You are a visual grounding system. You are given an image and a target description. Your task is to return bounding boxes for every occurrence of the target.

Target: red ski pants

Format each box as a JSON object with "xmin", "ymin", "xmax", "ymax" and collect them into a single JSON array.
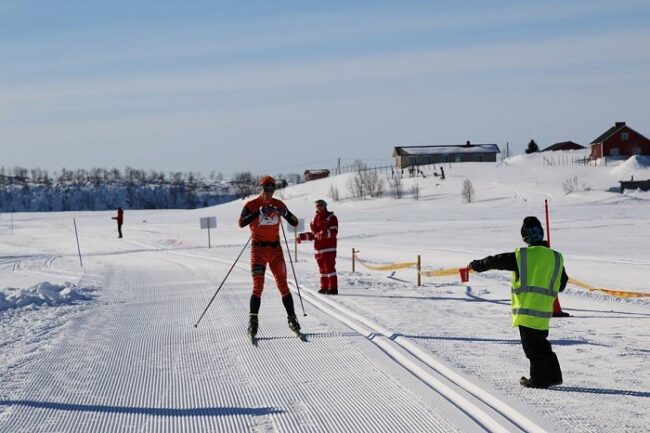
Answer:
[
  {"xmin": 251, "ymin": 246, "xmax": 290, "ymax": 298},
  {"xmin": 316, "ymin": 252, "xmax": 337, "ymax": 290}
]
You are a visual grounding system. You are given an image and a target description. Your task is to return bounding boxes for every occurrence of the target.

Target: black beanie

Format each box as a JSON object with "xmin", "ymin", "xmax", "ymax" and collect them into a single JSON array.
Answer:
[{"xmin": 521, "ymin": 216, "xmax": 544, "ymax": 244}]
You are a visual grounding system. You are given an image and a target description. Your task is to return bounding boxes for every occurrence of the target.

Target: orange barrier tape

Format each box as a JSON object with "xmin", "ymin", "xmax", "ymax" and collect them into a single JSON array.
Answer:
[
  {"xmin": 353, "ymin": 252, "xmax": 417, "ymax": 271},
  {"xmin": 568, "ymin": 277, "xmax": 650, "ymax": 299}
]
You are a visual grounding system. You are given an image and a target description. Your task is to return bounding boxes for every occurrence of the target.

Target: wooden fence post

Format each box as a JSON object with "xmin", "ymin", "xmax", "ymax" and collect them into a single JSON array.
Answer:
[
  {"xmin": 352, "ymin": 248, "xmax": 356, "ymax": 273},
  {"xmin": 417, "ymin": 255, "xmax": 421, "ymax": 286}
]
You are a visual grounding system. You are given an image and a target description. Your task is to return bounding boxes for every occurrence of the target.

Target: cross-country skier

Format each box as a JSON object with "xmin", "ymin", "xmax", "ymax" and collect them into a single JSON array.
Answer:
[
  {"xmin": 467, "ymin": 216, "xmax": 568, "ymax": 388},
  {"xmin": 238, "ymin": 176, "xmax": 301, "ymax": 339},
  {"xmin": 297, "ymin": 199, "xmax": 339, "ymax": 294}
]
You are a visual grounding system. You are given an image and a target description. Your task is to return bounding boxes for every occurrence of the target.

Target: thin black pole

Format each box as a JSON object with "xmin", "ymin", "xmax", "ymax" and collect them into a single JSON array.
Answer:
[
  {"xmin": 73, "ymin": 218, "xmax": 83, "ymax": 267},
  {"xmin": 281, "ymin": 222, "xmax": 307, "ymax": 316},
  {"xmin": 194, "ymin": 237, "xmax": 251, "ymax": 328}
]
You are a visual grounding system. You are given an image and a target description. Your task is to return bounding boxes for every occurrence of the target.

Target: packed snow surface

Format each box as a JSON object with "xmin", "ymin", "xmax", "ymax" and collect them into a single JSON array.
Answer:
[{"xmin": 1, "ymin": 153, "xmax": 648, "ymax": 432}]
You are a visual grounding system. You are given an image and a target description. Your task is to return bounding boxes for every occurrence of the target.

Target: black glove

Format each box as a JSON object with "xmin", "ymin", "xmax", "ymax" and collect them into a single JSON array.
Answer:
[
  {"xmin": 261, "ymin": 205, "xmax": 275, "ymax": 216},
  {"xmin": 468, "ymin": 260, "xmax": 480, "ymax": 271},
  {"xmin": 278, "ymin": 207, "xmax": 288, "ymax": 217}
]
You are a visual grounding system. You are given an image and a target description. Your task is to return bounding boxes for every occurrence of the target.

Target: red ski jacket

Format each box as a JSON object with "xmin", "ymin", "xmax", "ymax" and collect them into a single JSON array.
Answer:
[{"xmin": 299, "ymin": 210, "xmax": 338, "ymax": 254}]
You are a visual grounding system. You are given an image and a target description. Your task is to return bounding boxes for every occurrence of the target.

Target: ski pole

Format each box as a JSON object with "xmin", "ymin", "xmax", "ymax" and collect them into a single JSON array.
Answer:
[
  {"xmin": 194, "ymin": 236, "xmax": 251, "ymax": 328},
  {"xmin": 281, "ymin": 222, "xmax": 307, "ymax": 316}
]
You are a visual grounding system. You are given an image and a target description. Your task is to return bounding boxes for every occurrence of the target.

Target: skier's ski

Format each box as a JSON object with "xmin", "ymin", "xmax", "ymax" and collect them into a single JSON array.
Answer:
[
  {"xmin": 248, "ymin": 332, "xmax": 258, "ymax": 346},
  {"xmin": 294, "ymin": 331, "xmax": 308, "ymax": 342}
]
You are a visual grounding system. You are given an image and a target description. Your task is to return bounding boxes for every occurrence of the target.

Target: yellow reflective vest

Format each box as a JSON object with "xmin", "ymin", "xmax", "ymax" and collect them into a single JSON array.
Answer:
[{"xmin": 512, "ymin": 246, "xmax": 564, "ymax": 330}]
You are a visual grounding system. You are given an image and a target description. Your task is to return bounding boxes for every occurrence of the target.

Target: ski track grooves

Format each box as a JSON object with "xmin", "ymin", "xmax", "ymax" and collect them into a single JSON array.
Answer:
[
  {"xmin": 0, "ymin": 237, "xmax": 556, "ymax": 432},
  {"xmin": 138, "ymin": 241, "xmax": 554, "ymax": 432},
  {"xmin": 1, "ymin": 249, "xmax": 464, "ymax": 433},
  {"xmin": 297, "ymin": 289, "xmax": 548, "ymax": 433},
  {"xmin": 157, "ymin": 245, "xmax": 553, "ymax": 432}
]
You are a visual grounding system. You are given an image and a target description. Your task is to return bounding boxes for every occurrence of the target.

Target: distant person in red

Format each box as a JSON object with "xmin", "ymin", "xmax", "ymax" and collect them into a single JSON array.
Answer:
[
  {"xmin": 111, "ymin": 207, "xmax": 124, "ymax": 238},
  {"xmin": 297, "ymin": 199, "xmax": 339, "ymax": 294},
  {"xmin": 239, "ymin": 176, "xmax": 301, "ymax": 338}
]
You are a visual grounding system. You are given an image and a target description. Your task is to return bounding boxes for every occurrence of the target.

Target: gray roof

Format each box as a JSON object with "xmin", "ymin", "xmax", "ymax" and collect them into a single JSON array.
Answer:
[{"xmin": 394, "ymin": 144, "xmax": 500, "ymax": 156}]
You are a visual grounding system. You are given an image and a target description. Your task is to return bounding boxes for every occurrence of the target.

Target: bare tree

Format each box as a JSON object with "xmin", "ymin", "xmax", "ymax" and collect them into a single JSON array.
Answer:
[
  {"xmin": 347, "ymin": 160, "xmax": 384, "ymax": 200},
  {"xmin": 563, "ymin": 176, "xmax": 591, "ymax": 194},
  {"xmin": 462, "ymin": 178, "xmax": 475, "ymax": 203},
  {"xmin": 412, "ymin": 181, "xmax": 420, "ymax": 200},
  {"xmin": 232, "ymin": 171, "xmax": 256, "ymax": 199},
  {"xmin": 328, "ymin": 184, "xmax": 340, "ymax": 202},
  {"xmin": 389, "ymin": 173, "xmax": 403, "ymax": 199},
  {"xmin": 347, "ymin": 160, "xmax": 366, "ymax": 199},
  {"xmin": 363, "ymin": 168, "xmax": 384, "ymax": 198}
]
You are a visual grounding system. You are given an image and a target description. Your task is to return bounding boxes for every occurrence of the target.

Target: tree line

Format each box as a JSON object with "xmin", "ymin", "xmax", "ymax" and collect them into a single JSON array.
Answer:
[{"xmin": 0, "ymin": 166, "xmax": 236, "ymax": 212}]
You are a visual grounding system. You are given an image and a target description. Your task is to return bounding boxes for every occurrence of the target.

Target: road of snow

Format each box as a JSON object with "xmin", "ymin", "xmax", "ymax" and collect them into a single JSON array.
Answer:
[{"xmin": 0, "ymin": 241, "xmax": 517, "ymax": 432}]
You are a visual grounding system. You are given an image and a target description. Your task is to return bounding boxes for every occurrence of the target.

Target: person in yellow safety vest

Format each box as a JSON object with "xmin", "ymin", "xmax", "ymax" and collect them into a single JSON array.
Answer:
[{"xmin": 468, "ymin": 216, "xmax": 568, "ymax": 389}]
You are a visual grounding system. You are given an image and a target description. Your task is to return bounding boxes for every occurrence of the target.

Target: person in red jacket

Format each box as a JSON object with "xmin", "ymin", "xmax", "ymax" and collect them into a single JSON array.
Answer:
[
  {"xmin": 297, "ymin": 199, "xmax": 339, "ymax": 294},
  {"xmin": 111, "ymin": 207, "xmax": 124, "ymax": 238},
  {"xmin": 239, "ymin": 176, "xmax": 301, "ymax": 338}
]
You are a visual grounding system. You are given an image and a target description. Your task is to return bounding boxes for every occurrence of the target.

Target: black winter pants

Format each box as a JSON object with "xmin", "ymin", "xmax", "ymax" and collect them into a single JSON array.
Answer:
[{"xmin": 519, "ymin": 325, "xmax": 562, "ymax": 385}]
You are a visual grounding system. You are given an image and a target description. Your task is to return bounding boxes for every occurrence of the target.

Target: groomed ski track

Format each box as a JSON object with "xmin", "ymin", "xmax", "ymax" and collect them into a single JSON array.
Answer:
[{"xmin": 0, "ymin": 239, "xmax": 561, "ymax": 433}]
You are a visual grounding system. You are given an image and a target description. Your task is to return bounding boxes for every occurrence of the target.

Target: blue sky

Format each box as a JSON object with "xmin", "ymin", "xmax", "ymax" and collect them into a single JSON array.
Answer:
[{"xmin": 2, "ymin": 1, "xmax": 650, "ymax": 176}]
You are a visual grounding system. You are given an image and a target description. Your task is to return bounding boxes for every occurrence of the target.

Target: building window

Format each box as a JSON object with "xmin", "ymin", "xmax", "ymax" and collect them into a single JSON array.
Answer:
[
  {"xmin": 621, "ymin": 132, "xmax": 629, "ymax": 141},
  {"xmin": 632, "ymin": 147, "xmax": 641, "ymax": 155},
  {"xmin": 610, "ymin": 148, "xmax": 620, "ymax": 156},
  {"xmin": 408, "ymin": 157, "xmax": 417, "ymax": 167}
]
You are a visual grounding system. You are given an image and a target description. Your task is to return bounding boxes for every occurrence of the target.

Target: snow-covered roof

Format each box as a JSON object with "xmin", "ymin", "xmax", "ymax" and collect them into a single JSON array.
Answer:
[{"xmin": 394, "ymin": 144, "xmax": 500, "ymax": 156}]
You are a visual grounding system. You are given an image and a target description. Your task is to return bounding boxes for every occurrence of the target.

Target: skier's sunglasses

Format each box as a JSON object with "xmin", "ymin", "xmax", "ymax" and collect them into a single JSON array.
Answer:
[{"xmin": 262, "ymin": 183, "xmax": 276, "ymax": 192}]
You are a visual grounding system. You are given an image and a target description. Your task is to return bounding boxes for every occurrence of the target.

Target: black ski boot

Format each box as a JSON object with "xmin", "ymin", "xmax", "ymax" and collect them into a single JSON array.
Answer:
[
  {"xmin": 288, "ymin": 315, "xmax": 301, "ymax": 334},
  {"xmin": 247, "ymin": 314, "xmax": 259, "ymax": 342},
  {"xmin": 288, "ymin": 314, "xmax": 307, "ymax": 341}
]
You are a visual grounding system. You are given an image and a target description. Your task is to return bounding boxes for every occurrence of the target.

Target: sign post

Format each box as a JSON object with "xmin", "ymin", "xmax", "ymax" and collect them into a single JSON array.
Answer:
[{"xmin": 200, "ymin": 217, "xmax": 217, "ymax": 249}]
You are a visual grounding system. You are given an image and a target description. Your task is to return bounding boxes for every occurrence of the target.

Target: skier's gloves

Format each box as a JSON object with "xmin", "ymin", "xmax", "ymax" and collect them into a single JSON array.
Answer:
[
  {"xmin": 278, "ymin": 207, "xmax": 288, "ymax": 217},
  {"xmin": 261, "ymin": 205, "xmax": 276, "ymax": 215},
  {"xmin": 468, "ymin": 260, "xmax": 479, "ymax": 271}
]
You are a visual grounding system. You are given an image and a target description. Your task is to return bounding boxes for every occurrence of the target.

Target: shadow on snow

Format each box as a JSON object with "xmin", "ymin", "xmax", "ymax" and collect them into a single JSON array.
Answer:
[
  {"xmin": 551, "ymin": 387, "xmax": 650, "ymax": 398},
  {"xmin": 399, "ymin": 334, "xmax": 606, "ymax": 347},
  {"xmin": 0, "ymin": 400, "xmax": 282, "ymax": 417}
]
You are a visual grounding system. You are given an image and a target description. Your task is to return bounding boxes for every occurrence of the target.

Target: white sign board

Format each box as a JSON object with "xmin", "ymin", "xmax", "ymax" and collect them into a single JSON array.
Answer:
[
  {"xmin": 200, "ymin": 216, "xmax": 217, "ymax": 229},
  {"xmin": 286, "ymin": 218, "xmax": 305, "ymax": 233}
]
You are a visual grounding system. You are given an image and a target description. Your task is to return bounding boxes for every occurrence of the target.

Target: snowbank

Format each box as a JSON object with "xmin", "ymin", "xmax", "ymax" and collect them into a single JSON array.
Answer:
[
  {"xmin": 0, "ymin": 282, "xmax": 94, "ymax": 312},
  {"xmin": 609, "ymin": 155, "xmax": 650, "ymax": 177}
]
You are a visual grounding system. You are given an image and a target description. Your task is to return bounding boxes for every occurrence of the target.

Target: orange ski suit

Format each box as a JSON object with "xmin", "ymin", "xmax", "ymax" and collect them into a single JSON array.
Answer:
[{"xmin": 239, "ymin": 196, "xmax": 298, "ymax": 298}]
